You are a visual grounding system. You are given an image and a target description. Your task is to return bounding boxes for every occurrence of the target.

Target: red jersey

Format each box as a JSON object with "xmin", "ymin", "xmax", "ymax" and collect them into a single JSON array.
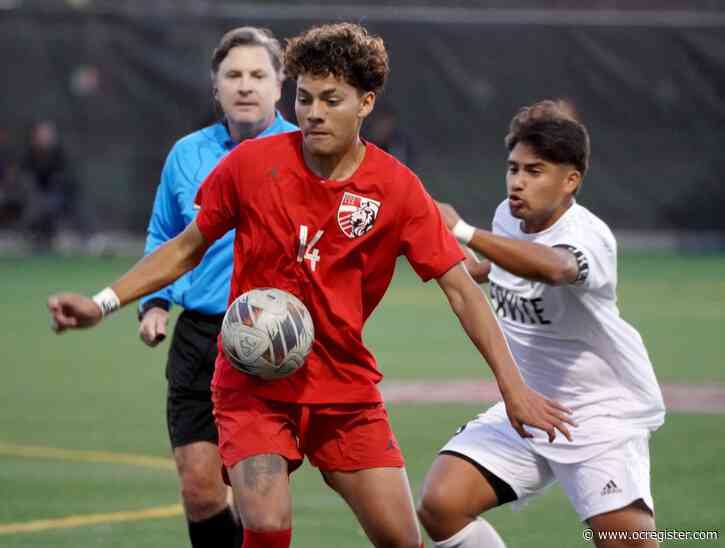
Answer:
[{"xmin": 195, "ymin": 131, "xmax": 463, "ymax": 403}]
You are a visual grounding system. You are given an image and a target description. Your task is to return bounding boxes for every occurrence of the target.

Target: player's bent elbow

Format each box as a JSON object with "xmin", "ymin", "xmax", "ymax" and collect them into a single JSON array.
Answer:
[
  {"xmin": 543, "ymin": 269, "xmax": 567, "ymax": 286},
  {"xmin": 469, "ymin": 264, "xmax": 491, "ymax": 284},
  {"xmin": 543, "ymin": 248, "xmax": 581, "ymax": 286},
  {"xmin": 544, "ymin": 264, "xmax": 577, "ymax": 286}
]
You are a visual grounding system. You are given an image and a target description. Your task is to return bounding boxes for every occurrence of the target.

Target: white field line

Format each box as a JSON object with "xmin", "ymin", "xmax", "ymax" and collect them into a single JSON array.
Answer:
[{"xmin": 381, "ymin": 380, "xmax": 725, "ymax": 414}]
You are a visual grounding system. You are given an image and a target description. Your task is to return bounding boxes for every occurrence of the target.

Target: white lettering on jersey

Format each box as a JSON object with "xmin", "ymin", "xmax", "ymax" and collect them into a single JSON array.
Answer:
[{"xmin": 297, "ymin": 224, "xmax": 325, "ymax": 271}]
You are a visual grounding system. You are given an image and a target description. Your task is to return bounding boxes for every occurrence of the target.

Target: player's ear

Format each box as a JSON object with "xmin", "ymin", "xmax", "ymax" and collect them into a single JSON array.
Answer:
[
  {"xmin": 358, "ymin": 91, "xmax": 376, "ymax": 120},
  {"xmin": 564, "ymin": 169, "xmax": 581, "ymax": 195},
  {"xmin": 272, "ymin": 78, "xmax": 282, "ymax": 104},
  {"xmin": 210, "ymin": 71, "xmax": 218, "ymax": 99}
]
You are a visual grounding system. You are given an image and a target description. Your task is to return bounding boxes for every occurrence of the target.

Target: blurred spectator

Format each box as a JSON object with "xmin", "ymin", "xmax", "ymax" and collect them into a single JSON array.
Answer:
[
  {"xmin": 20, "ymin": 120, "xmax": 79, "ymax": 249},
  {"xmin": 0, "ymin": 127, "xmax": 26, "ymax": 227},
  {"xmin": 365, "ymin": 104, "xmax": 415, "ymax": 168}
]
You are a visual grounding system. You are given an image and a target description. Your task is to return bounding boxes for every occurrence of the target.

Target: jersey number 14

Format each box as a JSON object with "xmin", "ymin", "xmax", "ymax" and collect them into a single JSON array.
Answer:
[{"xmin": 297, "ymin": 225, "xmax": 324, "ymax": 271}]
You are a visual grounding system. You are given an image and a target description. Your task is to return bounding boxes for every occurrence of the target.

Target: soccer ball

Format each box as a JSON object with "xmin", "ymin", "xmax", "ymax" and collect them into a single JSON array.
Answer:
[{"xmin": 221, "ymin": 288, "xmax": 314, "ymax": 380}]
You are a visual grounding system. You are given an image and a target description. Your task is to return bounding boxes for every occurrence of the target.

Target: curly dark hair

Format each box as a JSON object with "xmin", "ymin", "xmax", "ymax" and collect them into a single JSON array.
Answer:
[
  {"xmin": 284, "ymin": 23, "xmax": 389, "ymax": 94},
  {"xmin": 505, "ymin": 100, "xmax": 590, "ymax": 176}
]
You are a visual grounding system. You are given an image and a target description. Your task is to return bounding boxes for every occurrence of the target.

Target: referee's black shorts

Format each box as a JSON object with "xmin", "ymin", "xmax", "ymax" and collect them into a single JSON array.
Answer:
[{"xmin": 166, "ymin": 309, "xmax": 224, "ymax": 449}]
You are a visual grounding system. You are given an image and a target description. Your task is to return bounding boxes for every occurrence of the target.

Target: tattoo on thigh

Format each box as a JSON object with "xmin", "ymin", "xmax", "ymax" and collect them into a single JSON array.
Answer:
[{"xmin": 242, "ymin": 454, "xmax": 284, "ymax": 495}]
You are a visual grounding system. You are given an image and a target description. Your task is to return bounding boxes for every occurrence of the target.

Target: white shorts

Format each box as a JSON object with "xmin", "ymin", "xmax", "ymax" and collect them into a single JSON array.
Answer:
[{"xmin": 440, "ymin": 407, "xmax": 654, "ymax": 522}]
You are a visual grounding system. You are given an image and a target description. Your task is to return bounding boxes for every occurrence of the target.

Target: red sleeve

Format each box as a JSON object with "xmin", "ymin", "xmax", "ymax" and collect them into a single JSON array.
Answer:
[
  {"xmin": 194, "ymin": 159, "xmax": 240, "ymax": 242},
  {"xmin": 399, "ymin": 173, "xmax": 464, "ymax": 281}
]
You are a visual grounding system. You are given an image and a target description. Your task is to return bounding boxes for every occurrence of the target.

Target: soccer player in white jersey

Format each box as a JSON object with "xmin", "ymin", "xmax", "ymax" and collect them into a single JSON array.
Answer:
[{"xmin": 417, "ymin": 100, "xmax": 666, "ymax": 548}]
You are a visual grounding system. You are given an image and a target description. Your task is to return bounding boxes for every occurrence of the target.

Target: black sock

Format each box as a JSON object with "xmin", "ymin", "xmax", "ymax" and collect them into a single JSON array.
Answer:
[{"xmin": 187, "ymin": 506, "xmax": 243, "ymax": 548}]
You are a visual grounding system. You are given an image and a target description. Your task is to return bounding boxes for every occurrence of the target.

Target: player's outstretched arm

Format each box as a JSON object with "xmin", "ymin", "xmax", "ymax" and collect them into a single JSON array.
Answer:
[
  {"xmin": 438, "ymin": 202, "xmax": 578, "ymax": 285},
  {"xmin": 437, "ymin": 263, "xmax": 576, "ymax": 442},
  {"xmin": 48, "ymin": 221, "xmax": 211, "ymax": 334}
]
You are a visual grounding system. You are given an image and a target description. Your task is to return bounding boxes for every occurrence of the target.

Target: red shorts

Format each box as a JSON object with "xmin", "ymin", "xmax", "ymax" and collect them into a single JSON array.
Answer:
[{"xmin": 212, "ymin": 386, "xmax": 405, "ymax": 473}]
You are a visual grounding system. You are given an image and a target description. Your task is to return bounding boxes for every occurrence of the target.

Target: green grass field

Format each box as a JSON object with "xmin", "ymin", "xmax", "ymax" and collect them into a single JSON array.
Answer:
[{"xmin": 1, "ymin": 254, "xmax": 723, "ymax": 547}]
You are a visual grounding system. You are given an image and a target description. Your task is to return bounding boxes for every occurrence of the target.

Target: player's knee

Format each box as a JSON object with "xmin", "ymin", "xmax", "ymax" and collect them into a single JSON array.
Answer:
[
  {"xmin": 417, "ymin": 480, "xmax": 453, "ymax": 519},
  {"xmin": 416, "ymin": 497, "xmax": 434, "ymax": 532},
  {"xmin": 179, "ymin": 469, "xmax": 226, "ymax": 520},
  {"xmin": 417, "ymin": 487, "xmax": 450, "ymax": 535},
  {"xmin": 418, "ymin": 483, "xmax": 476, "ymax": 542},
  {"xmin": 241, "ymin": 507, "xmax": 292, "ymax": 532}
]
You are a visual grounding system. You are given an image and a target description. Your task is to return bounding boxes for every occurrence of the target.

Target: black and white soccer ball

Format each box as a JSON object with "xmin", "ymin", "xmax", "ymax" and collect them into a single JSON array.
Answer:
[{"xmin": 221, "ymin": 288, "xmax": 314, "ymax": 380}]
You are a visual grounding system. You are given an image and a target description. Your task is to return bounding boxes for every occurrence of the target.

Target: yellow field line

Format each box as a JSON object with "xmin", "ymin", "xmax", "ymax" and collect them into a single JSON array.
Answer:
[
  {"xmin": 0, "ymin": 442, "xmax": 181, "ymax": 535},
  {"xmin": 0, "ymin": 504, "xmax": 183, "ymax": 535},
  {"xmin": 0, "ymin": 442, "xmax": 175, "ymax": 471}
]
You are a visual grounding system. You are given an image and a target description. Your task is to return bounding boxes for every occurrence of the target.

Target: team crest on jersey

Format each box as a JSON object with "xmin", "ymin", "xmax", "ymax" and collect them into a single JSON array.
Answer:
[{"xmin": 337, "ymin": 192, "xmax": 381, "ymax": 239}]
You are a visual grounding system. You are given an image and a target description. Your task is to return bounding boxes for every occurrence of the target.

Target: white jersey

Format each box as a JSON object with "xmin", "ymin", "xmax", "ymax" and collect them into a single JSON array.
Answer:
[{"xmin": 487, "ymin": 199, "xmax": 665, "ymax": 462}]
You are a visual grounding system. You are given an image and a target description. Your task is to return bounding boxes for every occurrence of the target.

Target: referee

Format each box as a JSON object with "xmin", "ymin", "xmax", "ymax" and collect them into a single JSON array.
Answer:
[{"xmin": 137, "ymin": 27, "xmax": 296, "ymax": 548}]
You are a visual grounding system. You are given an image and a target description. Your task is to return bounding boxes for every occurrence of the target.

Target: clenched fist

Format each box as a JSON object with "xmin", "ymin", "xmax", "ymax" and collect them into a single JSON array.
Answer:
[
  {"xmin": 48, "ymin": 293, "xmax": 103, "ymax": 333},
  {"xmin": 138, "ymin": 307, "xmax": 169, "ymax": 347}
]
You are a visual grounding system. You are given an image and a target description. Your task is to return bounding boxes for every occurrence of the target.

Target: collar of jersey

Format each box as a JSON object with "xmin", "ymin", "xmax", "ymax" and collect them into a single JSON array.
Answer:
[
  {"xmin": 214, "ymin": 111, "xmax": 290, "ymax": 150},
  {"xmin": 294, "ymin": 133, "xmax": 373, "ymax": 185},
  {"xmin": 516, "ymin": 199, "xmax": 579, "ymax": 239}
]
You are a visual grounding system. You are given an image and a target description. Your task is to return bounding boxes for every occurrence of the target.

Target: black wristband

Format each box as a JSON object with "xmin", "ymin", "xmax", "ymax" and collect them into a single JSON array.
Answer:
[{"xmin": 138, "ymin": 298, "xmax": 171, "ymax": 321}]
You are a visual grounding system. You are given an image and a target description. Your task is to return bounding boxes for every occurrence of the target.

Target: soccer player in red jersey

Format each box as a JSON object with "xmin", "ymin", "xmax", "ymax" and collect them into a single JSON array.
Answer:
[{"xmin": 48, "ymin": 23, "xmax": 574, "ymax": 548}]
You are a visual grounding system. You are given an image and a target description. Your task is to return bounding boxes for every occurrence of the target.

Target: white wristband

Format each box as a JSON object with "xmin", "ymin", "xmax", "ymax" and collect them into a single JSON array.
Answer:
[
  {"xmin": 452, "ymin": 219, "xmax": 476, "ymax": 245},
  {"xmin": 92, "ymin": 287, "xmax": 121, "ymax": 317}
]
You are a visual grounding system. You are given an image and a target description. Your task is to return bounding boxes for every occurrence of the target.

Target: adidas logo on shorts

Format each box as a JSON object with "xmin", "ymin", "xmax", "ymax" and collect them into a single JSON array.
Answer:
[{"xmin": 600, "ymin": 480, "xmax": 623, "ymax": 496}]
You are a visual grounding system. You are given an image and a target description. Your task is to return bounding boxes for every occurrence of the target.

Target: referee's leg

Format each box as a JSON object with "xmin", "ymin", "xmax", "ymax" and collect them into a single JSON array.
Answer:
[
  {"xmin": 173, "ymin": 440, "xmax": 241, "ymax": 547},
  {"xmin": 167, "ymin": 311, "xmax": 242, "ymax": 548}
]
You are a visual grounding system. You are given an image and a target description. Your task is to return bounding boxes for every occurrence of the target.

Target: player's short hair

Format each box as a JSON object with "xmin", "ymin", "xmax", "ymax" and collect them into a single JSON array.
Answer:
[
  {"xmin": 505, "ymin": 100, "xmax": 590, "ymax": 176},
  {"xmin": 284, "ymin": 23, "xmax": 389, "ymax": 94},
  {"xmin": 211, "ymin": 27, "xmax": 284, "ymax": 77}
]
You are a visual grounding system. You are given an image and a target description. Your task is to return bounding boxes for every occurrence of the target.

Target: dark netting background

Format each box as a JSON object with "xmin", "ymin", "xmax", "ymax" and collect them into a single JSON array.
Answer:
[{"xmin": 2, "ymin": 1, "xmax": 724, "ymax": 232}]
